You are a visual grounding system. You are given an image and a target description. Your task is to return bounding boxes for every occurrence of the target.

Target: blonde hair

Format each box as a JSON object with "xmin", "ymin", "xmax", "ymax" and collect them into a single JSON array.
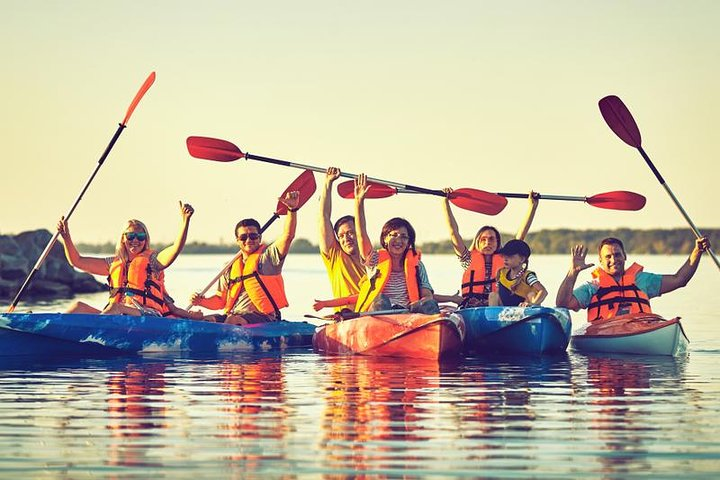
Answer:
[{"xmin": 115, "ymin": 219, "xmax": 150, "ymax": 264}]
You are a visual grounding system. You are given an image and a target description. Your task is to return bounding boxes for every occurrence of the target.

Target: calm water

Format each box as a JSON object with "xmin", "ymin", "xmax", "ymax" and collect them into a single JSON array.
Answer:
[{"xmin": 1, "ymin": 254, "xmax": 719, "ymax": 478}]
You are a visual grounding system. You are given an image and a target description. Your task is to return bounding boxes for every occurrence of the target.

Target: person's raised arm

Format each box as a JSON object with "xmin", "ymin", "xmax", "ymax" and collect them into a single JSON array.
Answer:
[
  {"xmin": 57, "ymin": 217, "xmax": 110, "ymax": 276},
  {"xmin": 157, "ymin": 201, "xmax": 194, "ymax": 268},
  {"xmin": 441, "ymin": 188, "xmax": 468, "ymax": 257},
  {"xmin": 658, "ymin": 236, "xmax": 710, "ymax": 295},
  {"xmin": 556, "ymin": 244, "xmax": 593, "ymax": 311},
  {"xmin": 516, "ymin": 191, "xmax": 540, "ymax": 240},
  {"xmin": 354, "ymin": 174, "xmax": 373, "ymax": 261},
  {"xmin": 318, "ymin": 167, "xmax": 341, "ymax": 256},
  {"xmin": 274, "ymin": 191, "xmax": 300, "ymax": 258}
]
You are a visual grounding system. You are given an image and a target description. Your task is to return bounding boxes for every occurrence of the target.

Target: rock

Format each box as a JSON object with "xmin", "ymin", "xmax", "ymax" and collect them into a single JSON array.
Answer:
[{"xmin": 0, "ymin": 229, "xmax": 106, "ymax": 302}]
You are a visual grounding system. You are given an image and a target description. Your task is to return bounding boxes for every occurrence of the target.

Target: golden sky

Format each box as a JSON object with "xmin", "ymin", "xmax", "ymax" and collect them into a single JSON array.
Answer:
[{"xmin": 2, "ymin": 1, "xmax": 718, "ymax": 245}]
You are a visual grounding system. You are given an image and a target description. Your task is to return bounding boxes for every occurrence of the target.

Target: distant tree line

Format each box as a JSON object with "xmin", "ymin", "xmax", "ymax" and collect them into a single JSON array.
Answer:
[{"xmin": 77, "ymin": 228, "xmax": 719, "ymax": 255}]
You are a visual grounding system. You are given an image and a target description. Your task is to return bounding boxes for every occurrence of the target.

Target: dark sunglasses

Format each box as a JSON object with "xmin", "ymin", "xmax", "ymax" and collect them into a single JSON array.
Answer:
[
  {"xmin": 124, "ymin": 232, "xmax": 147, "ymax": 241},
  {"xmin": 237, "ymin": 233, "xmax": 260, "ymax": 242}
]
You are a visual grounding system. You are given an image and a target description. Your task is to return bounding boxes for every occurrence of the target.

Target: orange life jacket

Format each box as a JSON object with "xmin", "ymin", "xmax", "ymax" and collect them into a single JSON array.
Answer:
[
  {"xmin": 587, "ymin": 262, "xmax": 652, "ymax": 321},
  {"xmin": 224, "ymin": 244, "xmax": 289, "ymax": 318},
  {"xmin": 461, "ymin": 251, "xmax": 504, "ymax": 306},
  {"xmin": 355, "ymin": 249, "xmax": 421, "ymax": 312},
  {"xmin": 107, "ymin": 250, "xmax": 168, "ymax": 313}
]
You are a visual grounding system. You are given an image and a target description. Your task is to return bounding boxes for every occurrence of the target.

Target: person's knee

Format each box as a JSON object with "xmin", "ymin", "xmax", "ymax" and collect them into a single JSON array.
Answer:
[
  {"xmin": 488, "ymin": 292, "xmax": 501, "ymax": 306},
  {"xmin": 409, "ymin": 298, "xmax": 440, "ymax": 314}
]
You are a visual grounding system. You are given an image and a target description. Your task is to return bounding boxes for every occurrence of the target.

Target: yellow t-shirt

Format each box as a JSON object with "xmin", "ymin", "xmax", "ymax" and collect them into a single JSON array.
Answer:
[{"xmin": 320, "ymin": 243, "xmax": 365, "ymax": 300}]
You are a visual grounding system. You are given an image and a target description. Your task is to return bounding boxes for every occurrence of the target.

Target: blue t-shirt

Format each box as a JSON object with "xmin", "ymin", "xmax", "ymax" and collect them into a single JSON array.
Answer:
[{"xmin": 573, "ymin": 271, "xmax": 663, "ymax": 308}]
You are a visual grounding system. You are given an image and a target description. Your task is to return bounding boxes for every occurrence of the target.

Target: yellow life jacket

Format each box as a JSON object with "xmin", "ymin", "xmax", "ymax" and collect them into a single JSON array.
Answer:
[
  {"xmin": 496, "ymin": 267, "xmax": 536, "ymax": 306},
  {"xmin": 224, "ymin": 244, "xmax": 289, "ymax": 317},
  {"xmin": 355, "ymin": 249, "xmax": 421, "ymax": 312},
  {"xmin": 107, "ymin": 250, "xmax": 168, "ymax": 313},
  {"xmin": 461, "ymin": 251, "xmax": 504, "ymax": 306},
  {"xmin": 587, "ymin": 262, "xmax": 652, "ymax": 321}
]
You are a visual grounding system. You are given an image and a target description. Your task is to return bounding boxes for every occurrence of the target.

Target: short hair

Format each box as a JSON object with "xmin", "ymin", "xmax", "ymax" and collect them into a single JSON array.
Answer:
[
  {"xmin": 333, "ymin": 215, "xmax": 354, "ymax": 236},
  {"xmin": 471, "ymin": 226, "xmax": 502, "ymax": 252},
  {"xmin": 598, "ymin": 237, "xmax": 626, "ymax": 257},
  {"xmin": 235, "ymin": 218, "xmax": 261, "ymax": 237},
  {"xmin": 380, "ymin": 217, "xmax": 417, "ymax": 255}
]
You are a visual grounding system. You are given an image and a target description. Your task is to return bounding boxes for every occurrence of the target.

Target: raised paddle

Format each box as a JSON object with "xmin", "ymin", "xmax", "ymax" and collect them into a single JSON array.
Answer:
[
  {"xmin": 7, "ymin": 72, "xmax": 157, "ymax": 313},
  {"xmin": 185, "ymin": 169, "xmax": 317, "ymax": 309},
  {"xmin": 336, "ymin": 180, "xmax": 647, "ymax": 211},
  {"xmin": 599, "ymin": 95, "xmax": 720, "ymax": 270},
  {"xmin": 186, "ymin": 136, "xmax": 508, "ymax": 216}
]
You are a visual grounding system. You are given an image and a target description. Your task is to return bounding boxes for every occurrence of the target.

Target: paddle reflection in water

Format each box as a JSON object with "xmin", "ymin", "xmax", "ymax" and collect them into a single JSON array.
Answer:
[{"xmin": 106, "ymin": 362, "xmax": 168, "ymax": 468}]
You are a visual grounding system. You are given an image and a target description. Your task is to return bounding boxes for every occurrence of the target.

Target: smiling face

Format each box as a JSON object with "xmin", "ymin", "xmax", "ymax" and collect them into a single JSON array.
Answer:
[
  {"xmin": 122, "ymin": 225, "xmax": 148, "ymax": 257},
  {"xmin": 236, "ymin": 225, "xmax": 262, "ymax": 256},
  {"xmin": 599, "ymin": 244, "xmax": 626, "ymax": 278},
  {"xmin": 384, "ymin": 226, "xmax": 410, "ymax": 258},
  {"xmin": 336, "ymin": 220, "xmax": 357, "ymax": 256}
]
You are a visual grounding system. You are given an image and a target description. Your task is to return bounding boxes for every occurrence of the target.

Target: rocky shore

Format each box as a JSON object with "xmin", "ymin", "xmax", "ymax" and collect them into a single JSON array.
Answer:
[{"xmin": 0, "ymin": 229, "xmax": 106, "ymax": 302}]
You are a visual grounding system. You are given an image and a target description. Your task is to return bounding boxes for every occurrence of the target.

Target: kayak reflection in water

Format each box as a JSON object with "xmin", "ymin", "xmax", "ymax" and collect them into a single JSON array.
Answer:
[{"xmin": 57, "ymin": 201, "xmax": 198, "ymax": 318}]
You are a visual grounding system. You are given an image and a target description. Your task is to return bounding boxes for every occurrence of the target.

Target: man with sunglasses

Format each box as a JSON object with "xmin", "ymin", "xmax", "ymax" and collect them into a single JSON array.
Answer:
[
  {"xmin": 190, "ymin": 191, "xmax": 300, "ymax": 325},
  {"xmin": 315, "ymin": 167, "xmax": 365, "ymax": 312}
]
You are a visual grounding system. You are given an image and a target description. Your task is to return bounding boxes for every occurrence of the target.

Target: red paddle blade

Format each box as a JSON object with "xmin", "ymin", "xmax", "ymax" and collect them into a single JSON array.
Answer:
[
  {"xmin": 275, "ymin": 170, "xmax": 317, "ymax": 215},
  {"xmin": 449, "ymin": 188, "xmax": 507, "ymax": 215},
  {"xmin": 186, "ymin": 136, "xmax": 245, "ymax": 162},
  {"xmin": 599, "ymin": 95, "xmax": 642, "ymax": 148},
  {"xmin": 122, "ymin": 71, "xmax": 156, "ymax": 126},
  {"xmin": 586, "ymin": 190, "xmax": 646, "ymax": 211},
  {"xmin": 336, "ymin": 180, "xmax": 398, "ymax": 199}
]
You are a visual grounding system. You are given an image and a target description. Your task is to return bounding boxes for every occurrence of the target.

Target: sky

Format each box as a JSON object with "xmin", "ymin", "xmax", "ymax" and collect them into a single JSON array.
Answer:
[{"xmin": 2, "ymin": 1, "xmax": 718, "ymax": 246}]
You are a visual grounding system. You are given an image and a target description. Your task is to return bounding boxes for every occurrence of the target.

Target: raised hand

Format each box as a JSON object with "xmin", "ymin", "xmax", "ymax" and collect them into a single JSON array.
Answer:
[
  {"xmin": 325, "ymin": 166, "xmax": 341, "ymax": 185},
  {"xmin": 354, "ymin": 173, "xmax": 370, "ymax": 202},
  {"xmin": 57, "ymin": 216, "xmax": 71, "ymax": 239},
  {"xmin": 179, "ymin": 201, "xmax": 195, "ymax": 221},
  {"xmin": 279, "ymin": 190, "xmax": 300, "ymax": 210},
  {"xmin": 570, "ymin": 244, "xmax": 594, "ymax": 274}
]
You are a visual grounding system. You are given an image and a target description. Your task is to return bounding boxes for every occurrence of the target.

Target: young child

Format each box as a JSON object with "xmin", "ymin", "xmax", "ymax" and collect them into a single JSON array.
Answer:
[{"xmin": 489, "ymin": 239, "xmax": 547, "ymax": 307}]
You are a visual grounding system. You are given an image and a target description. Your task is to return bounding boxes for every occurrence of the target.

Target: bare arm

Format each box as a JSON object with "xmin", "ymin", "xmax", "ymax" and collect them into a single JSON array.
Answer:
[
  {"xmin": 318, "ymin": 167, "xmax": 341, "ymax": 256},
  {"xmin": 273, "ymin": 191, "xmax": 300, "ymax": 258},
  {"xmin": 516, "ymin": 191, "xmax": 540, "ymax": 240},
  {"xmin": 313, "ymin": 295, "xmax": 358, "ymax": 311},
  {"xmin": 354, "ymin": 174, "xmax": 373, "ymax": 261},
  {"xmin": 524, "ymin": 282, "xmax": 547, "ymax": 306},
  {"xmin": 555, "ymin": 244, "xmax": 594, "ymax": 311},
  {"xmin": 157, "ymin": 202, "xmax": 194, "ymax": 268},
  {"xmin": 57, "ymin": 217, "xmax": 109, "ymax": 276},
  {"xmin": 659, "ymin": 237, "xmax": 710, "ymax": 295},
  {"xmin": 190, "ymin": 291, "xmax": 226, "ymax": 310},
  {"xmin": 441, "ymin": 188, "xmax": 468, "ymax": 256}
]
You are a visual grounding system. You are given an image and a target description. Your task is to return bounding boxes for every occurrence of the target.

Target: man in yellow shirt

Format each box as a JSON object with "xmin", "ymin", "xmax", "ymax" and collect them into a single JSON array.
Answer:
[{"xmin": 316, "ymin": 167, "xmax": 365, "ymax": 311}]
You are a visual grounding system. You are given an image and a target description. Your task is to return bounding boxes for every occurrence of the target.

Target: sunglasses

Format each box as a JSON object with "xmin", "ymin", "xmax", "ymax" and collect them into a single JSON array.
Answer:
[
  {"xmin": 124, "ymin": 232, "xmax": 147, "ymax": 242},
  {"xmin": 237, "ymin": 233, "xmax": 261, "ymax": 242}
]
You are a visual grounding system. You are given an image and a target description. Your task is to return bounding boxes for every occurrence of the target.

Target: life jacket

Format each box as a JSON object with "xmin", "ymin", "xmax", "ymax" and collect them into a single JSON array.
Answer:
[
  {"xmin": 224, "ymin": 244, "xmax": 288, "ymax": 318},
  {"xmin": 496, "ymin": 267, "xmax": 536, "ymax": 307},
  {"xmin": 587, "ymin": 262, "xmax": 652, "ymax": 321},
  {"xmin": 107, "ymin": 250, "xmax": 168, "ymax": 314},
  {"xmin": 355, "ymin": 249, "xmax": 421, "ymax": 312},
  {"xmin": 460, "ymin": 251, "xmax": 504, "ymax": 306}
]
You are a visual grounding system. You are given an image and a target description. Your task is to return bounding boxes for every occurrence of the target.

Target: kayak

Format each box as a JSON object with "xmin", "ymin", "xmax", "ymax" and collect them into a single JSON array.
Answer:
[
  {"xmin": 312, "ymin": 312, "xmax": 465, "ymax": 360},
  {"xmin": 0, "ymin": 312, "xmax": 316, "ymax": 357},
  {"xmin": 571, "ymin": 313, "xmax": 689, "ymax": 356},
  {"xmin": 457, "ymin": 306, "xmax": 572, "ymax": 355}
]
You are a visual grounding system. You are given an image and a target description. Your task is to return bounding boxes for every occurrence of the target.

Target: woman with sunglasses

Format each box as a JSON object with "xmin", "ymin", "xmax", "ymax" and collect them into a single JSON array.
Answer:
[
  {"xmin": 56, "ymin": 201, "xmax": 195, "ymax": 316},
  {"xmin": 352, "ymin": 174, "xmax": 439, "ymax": 314}
]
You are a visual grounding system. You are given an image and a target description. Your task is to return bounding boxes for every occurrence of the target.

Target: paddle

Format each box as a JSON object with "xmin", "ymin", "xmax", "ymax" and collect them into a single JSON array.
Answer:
[
  {"xmin": 186, "ymin": 136, "xmax": 507, "ymax": 216},
  {"xmin": 185, "ymin": 169, "xmax": 317, "ymax": 309},
  {"xmin": 336, "ymin": 180, "xmax": 647, "ymax": 211},
  {"xmin": 599, "ymin": 95, "xmax": 720, "ymax": 269},
  {"xmin": 6, "ymin": 72, "xmax": 157, "ymax": 313}
]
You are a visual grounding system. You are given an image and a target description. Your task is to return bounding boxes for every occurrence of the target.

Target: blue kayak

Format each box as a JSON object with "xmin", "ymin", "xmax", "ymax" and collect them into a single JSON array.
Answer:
[
  {"xmin": 457, "ymin": 306, "xmax": 572, "ymax": 355},
  {"xmin": 0, "ymin": 312, "xmax": 316, "ymax": 357}
]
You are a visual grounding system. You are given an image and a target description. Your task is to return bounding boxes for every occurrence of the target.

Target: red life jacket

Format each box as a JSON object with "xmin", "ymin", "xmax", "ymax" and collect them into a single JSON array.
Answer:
[
  {"xmin": 587, "ymin": 262, "xmax": 652, "ymax": 321},
  {"xmin": 355, "ymin": 249, "xmax": 421, "ymax": 312},
  {"xmin": 460, "ymin": 251, "xmax": 504, "ymax": 306}
]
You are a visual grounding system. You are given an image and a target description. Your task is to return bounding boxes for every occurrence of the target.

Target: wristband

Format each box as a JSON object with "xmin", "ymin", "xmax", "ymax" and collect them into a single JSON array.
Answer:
[{"xmin": 288, "ymin": 207, "xmax": 299, "ymax": 212}]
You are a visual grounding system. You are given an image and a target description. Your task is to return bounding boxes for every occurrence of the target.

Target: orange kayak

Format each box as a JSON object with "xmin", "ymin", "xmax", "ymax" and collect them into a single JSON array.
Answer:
[{"xmin": 312, "ymin": 312, "xmax": 465, "ymax": 360}]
